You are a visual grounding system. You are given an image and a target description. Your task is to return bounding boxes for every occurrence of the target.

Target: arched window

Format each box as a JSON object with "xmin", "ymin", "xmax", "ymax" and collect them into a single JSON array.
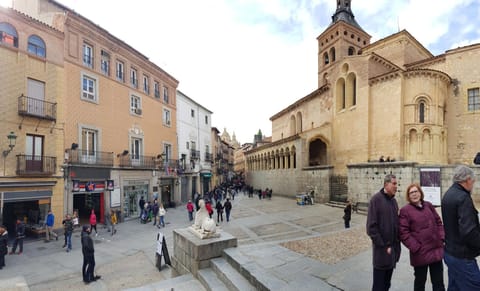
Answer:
[
  {"xmin": 330, "ymin": 47, "xmax": 336, "ymax": 62},
  {"xmin": 28, "ymin": 35, "xmax": 46, "ymax": 57},
  {"xmin": 0, "ymin": 22, "xmax": 18, "ymax": 47},
  {"xmin": 346, "ymin": 73, "xmax": 356, "ymax": 107},
  {"xmin": 336, "ymin": 78, "xmax": 346, "ymax": 111},
  {"xmin": 419, "ymin": 102, "xmax": 425, "ymax": 123},
  {"xmin": 324, "ymin": 52, "xmax": 329, "ymax": 65},
  {"xmin": 348, "ymin": 46, "xmax": 355, "ymax": 56}
]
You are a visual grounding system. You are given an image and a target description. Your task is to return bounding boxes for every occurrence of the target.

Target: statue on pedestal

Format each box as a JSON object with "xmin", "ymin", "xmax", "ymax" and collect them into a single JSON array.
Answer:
[{"xmin": 189, "ymin": 199, "xmax": 220, "ymax": 239}]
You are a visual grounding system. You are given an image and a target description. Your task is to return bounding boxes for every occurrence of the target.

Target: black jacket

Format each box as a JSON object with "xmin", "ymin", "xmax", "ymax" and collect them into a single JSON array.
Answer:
[
  {"xmin": 442, "ymin": 182, "xmax": 480, "ymax": 259},
  {"xmin": 81, "ymin": 231, "xmax": 95, "ymax": 257}
]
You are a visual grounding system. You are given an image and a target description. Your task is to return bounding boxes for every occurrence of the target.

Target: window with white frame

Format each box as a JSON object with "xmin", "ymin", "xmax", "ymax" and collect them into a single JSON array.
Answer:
[
  {"xmin": 131, "ymin": 137, "xmax": 143, "ymax": 160},
  {"xmin": 163, "ymin": 86, "xmax": 169, "ymax": 103},
  {"xmin": 186, "ymin": 142, "xmax": 189, "ymax": 149},
  {"xmin": 28, "ymin": 35, "xmax": 46, "ymax": 57},
  {"xmin": 82, "ymin": 74, "xmax": 97, "ymax": 102},
  {"xmin": 154, "ymin": 81, "xmax": 160, "ymax": 98},
  {"xmin": 143, "ymin": 75, "xmax": 150, "ymax": 94},
  {"xmin": 468, "ymin": 88, "xmax": 480, "ymax": 111},
  {"xmin": 191, "ymin": 109, "xmax": 195, "ymax": 118},
  {"xmin": 116, "ymin": 60, "xmax": 124, "ymax": 82},
  {"xmin": 83, "ymin": 43, "xmax": 93, "ymax": 68},
  {"xmin": 130, "ymin": 95, "xmax": 142, "ymax": 115},
  {"xmin": 163, "ymin": 143, "xmax": 172, "ymax": 160},
  {"xmin": 130, "ymin": 68, "xmax": 138, "ymax": 88},
  {"xmin": 81, "ymin": 127, "xmax": 97, "ymax": 163},
  {"xmin": 0, "ymin": 22, "xmax": 18, "ymax": 47},
  {"xmin": 100, "ymin": 50, "xmax": 110, "ymax": 76},
  {"xmin": 163, "ymin": 108, "xmax": 171, "ymax": 126}
]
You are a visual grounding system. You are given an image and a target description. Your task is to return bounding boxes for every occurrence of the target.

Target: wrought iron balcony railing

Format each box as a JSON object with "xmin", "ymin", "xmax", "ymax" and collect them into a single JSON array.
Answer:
[
  {"xmin": 119, "ymin": 154, "xmax": 156, "ymax": 168},
  {"xmin": 190, "ymin": 149, "xmax": 200, "ymax": 160},
  {"xmin": 205, "ymin": 152, "xmax": 213, "ymax": 162},
  {"xmin": 16, "ymin": 154, "xmax": 56, "ymax": 176},
  {"xmin": 66, "ymin": 149, "xmax": 114, "ymax": 167},
  {"xmin": 18, "ymin": 95, "xmax": 57, "ymax": 121}
]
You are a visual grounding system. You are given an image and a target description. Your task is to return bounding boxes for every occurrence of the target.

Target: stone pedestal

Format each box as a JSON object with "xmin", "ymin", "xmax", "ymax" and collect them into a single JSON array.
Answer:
[{"xmin": 172, "ymin": 228, "xmax": 237, "ymax": 276}]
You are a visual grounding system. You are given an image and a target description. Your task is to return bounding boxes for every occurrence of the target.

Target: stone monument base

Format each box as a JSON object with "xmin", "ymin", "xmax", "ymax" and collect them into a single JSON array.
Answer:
[
  {"xmin": 172, "ymin": 228, "xmax": 237, "ymax": 276},
  {"xmin": 187, "ymin": 225, "xmax": 221, "ymax": 239}
]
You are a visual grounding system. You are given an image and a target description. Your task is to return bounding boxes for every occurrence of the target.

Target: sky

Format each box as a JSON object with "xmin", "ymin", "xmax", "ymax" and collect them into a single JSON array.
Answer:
[{"xmin": 17, "ymin": 0, "xmax": 480, "ymax": 144}]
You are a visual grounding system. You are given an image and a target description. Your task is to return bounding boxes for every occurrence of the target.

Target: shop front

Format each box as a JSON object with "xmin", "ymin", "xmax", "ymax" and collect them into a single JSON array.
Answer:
[
  {"xmin": 122, "ymin": 181, "xmax": 149, "ymax": 219},
  {"xmin": 71, "ymin": 180, "xmax": 106, "ymax": 224},
  {"xmin": 159, "ymin": 178, "xmax": 175, "ymax": 207}
]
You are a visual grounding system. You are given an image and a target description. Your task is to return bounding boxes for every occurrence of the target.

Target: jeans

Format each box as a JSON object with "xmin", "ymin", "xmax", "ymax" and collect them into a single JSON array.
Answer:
[
  {"xmin": 413, "ymin": 260, "xmax": 445, "ymax": 291},
  {"xmin": 372, "ymin": 267, "xmax": 394, "ymax": 291},
  {"xmin": 226, "ymin": 210, "xmax": 231, "ymax": 222},
  {"xmin": 159, "ymin": 216, "xmax": 165, "ymax": 227},
  {"xmin": 188, "ymin": 211, "xmax": 193, "ymax": 221},
  {"xmin": 444, "ymin": 252, "xmax": 480, "ymax": 291},
  {"xmin": 12, "ymin": 237, "xmax": 24, "ymax": 253},
  {"xmin": 66, "ymin": 232, "xmax": 72, "ymax": 250}
]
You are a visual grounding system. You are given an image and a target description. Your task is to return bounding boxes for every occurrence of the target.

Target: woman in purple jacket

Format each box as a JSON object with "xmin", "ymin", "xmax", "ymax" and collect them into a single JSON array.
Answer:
[{"xmin": 399, "ymin": 183, "xmax": 445, "ymax": 291}]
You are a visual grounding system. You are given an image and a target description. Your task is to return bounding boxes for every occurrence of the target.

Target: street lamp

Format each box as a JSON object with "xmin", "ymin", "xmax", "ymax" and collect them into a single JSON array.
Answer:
[{"xmin": 2, "ymin": 131, "xmax": 17, "ymax": 157}]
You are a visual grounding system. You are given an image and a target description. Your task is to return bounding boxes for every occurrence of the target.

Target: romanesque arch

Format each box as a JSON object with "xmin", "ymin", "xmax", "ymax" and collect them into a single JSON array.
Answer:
[
  {"xmin": 296, "ymin": 112, "xmax": 303, "ymax": 133},
  {"xmin": 336, "ymin": 78, "xmax": 346, "ymax": 111},
  {"xmin": 330, "ymin": 47, "xmax": 336, "ymax": 62},
  {"xmin": 309, "ymin": 138, "xmax": 327, "ymax": 166},
  {"xmin": 290, "ymin": 115, "xmax": 296, "ymax": 136},
  {"xmin": 346, "ymin": 72, "xmax": 356, "ymax": 107}
]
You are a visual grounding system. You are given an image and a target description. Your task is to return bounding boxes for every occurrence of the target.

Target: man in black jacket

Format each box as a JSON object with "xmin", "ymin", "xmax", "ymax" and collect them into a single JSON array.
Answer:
[
  {"xmin": 81, "ymin": 225, "xmax": 100, "ymax": 284},
  {"xmin": 442, "ymin": 165, "xmax": 480, "ymax": 290},
  {"xmin": 10, "ymin": 219, "xmax": 25, "ymax": 255}
]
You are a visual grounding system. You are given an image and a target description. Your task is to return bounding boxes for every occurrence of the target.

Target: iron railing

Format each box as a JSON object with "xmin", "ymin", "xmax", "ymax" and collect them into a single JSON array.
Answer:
[
  {"xmin": 18, "ymin": 95, "xmax": 57, "ymax": 121},
  {"xmin": 205, "ymin": 152, "xmax": 213, "ymax": 162},
  {"xmin": 66, "ymin": 149, "xmax": 114, "ymax": 167},
  {"xmin": 16, "ymin": 155, "xmax": 56, "ymax": 176},
  {"xmin": 190, "ymin": 149, "xmax": 200, "ymax": 160},
  {"xmin": 119, "ymin": 154, "xmax": 156, "ymax": 168}
]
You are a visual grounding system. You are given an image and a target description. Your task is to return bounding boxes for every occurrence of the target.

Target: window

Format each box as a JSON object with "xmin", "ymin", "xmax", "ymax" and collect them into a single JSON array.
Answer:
[
  {"xmin": 163, "ymin": 86, "xmax": 169, "ymax": 103},
  {"xmin": 0, "ymin": 22, "xmax": 18, "ymax": 47},
  {"xmin": 163, "ymin": 108, "xmax": 171, "ymax": 126},
  {"xmin": 191, "ymin": 141, "xmax": 196, "ymax": 150},
  {"xmin": 27, "ymin": 35, "xmax": 46, "ymax": 57},
  {"xmin": 100, "ymin": 50, "xmax": 110, "ymax": 76},
  {"xmin": 154, "ymin": 81, "xmax": 160, "ymax": 98},
  {"xmin": 131, "ymin": 137, "xmax": 143, "ymax": 160},
  {"xmin": 82, "ymin": 74, "xmax": 97, "ymax": 102},
  {"xmin": 116, "ymin": 60, "xmax": 124, "ymax": 82},
  {"xmin": 81, "ymin": 128, "xmax": 97, "ymax": 163},
  {"xmin": 130, "ymin": 68, "xmax": 138, "ymax": 88},
  {"xmin": 130, "ymin": 95, "xmax": 142, "ymax": 115},
  {"xmin": 468, "ymin": 88, "xmax": 480, "ymax": 111},
  {"xmin": 186, "ymin": 142, "xmax": 189, "ymax": 149},
  {"xmin": 330, "ymin": 47, "xmax": 336, "ymax": 62},
  {"xmin": 163, "ymin": 143, "xmax": 172, "ymax": 160},
  {"xmin": 83, "ymin": 43, "xmax": 93, "ymax": 68},
  {"xmin": 191, "ymin": 109, "xmax": 195, "ymax": 117},
  {"xmin": 205, "ymin": 115, "xmax": 208, "ymax": 124},
  {"xmin": 419, "ymin": 102, "xmax": 425, "ymax": 123},
  {"xmin": 323, "ymin": 52, "xmax": 329, "ymax": 65},
  {"xmin": 348, "ymin": 46, "xmax": 355, "ymax": 56},
  {"xmin": 205, "ymin": 145, "xmax": 209, "ymax": 154},
  {"xmin": 143, "ymin": 75, "xmax": 149, "ymax": 94},
  {"xmin": 26, "ymin": 134, "xmax": 43, "ymax": 172},
  {"xmin": 27, "ymin": 78, "xmax": 45, "ymax": 116}
]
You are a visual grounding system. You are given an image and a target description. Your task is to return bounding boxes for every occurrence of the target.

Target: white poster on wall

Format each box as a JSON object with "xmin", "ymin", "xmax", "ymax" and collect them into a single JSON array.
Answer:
[
  {"xmin": 420, "ymin": 168, "xmax": 441, "ymax": 206},
  {"xmin": 111, "ymin": 188, "xmax": 121, "ymax": 207}
]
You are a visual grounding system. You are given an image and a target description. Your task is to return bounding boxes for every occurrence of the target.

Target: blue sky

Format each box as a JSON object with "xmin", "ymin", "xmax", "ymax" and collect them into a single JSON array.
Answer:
[{"xmin": 11, "ymin": 0, "xmax": 480, "ymax": 144}]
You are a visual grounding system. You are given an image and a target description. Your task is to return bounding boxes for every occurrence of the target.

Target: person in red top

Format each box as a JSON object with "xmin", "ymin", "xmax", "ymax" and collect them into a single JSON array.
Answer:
[
  {"xmin": 399, "ymin": 183, "xmax": 445, "ymax": 291},
  {"xmin": 89, "ymin": 209, "xmax": 98, "ymax": 236},
  {"xmin": 205, "ymin": 200, "xmax": 213, "ymax": 219},
  {"xmin": 186, "ymin": 200, "xmax": 194, "ymax": 221}
]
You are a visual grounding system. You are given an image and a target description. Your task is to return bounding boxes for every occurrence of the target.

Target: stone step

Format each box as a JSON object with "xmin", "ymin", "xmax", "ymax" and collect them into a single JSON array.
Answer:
[
  {"xmin": 325, "ymin": 201, "xmax": 347, "ymax": 209},
  {"xmin": 210, "ymin": 257, "xmax": 256, "ymax": 291},
  {"xmin": 197, "ymin": 268, "xmax": 229, "ymax": 291},
  {"xmin": 124, "ymin": 273, "xmax": 206, "ymax": 291}
]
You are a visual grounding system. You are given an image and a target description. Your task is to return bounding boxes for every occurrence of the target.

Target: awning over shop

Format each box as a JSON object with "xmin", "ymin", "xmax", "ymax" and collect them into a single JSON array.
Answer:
[{"xmin": 3, "ymin": 190, "xmax": 53, "ymax": 201}]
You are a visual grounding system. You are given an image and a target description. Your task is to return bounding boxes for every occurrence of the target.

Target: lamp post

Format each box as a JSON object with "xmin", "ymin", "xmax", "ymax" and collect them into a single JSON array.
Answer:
[{"xmin": 3, "ymin": 131, "xmax": 17, "ymax": 176}]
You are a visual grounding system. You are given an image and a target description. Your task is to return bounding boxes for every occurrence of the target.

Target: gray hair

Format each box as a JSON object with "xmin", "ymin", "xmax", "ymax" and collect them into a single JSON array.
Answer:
[
  {"xmin": 453, "ymin": 165, "xmax": 475, "ymax": 183},
  {"xmin": 384, "ymin": 174, "xmax": 397, "ymax": 185}
]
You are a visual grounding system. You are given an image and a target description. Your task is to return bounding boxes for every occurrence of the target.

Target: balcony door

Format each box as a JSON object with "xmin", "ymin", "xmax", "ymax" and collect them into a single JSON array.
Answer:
[
  {"xmin": 131, "ymin": 138, "xmax": 143, "ymax": 165},
  {"xmin": 81, "ymin": 128, "xmax": 97, "ymax": 164},
  {"xmin": 27, "ymin": 78, "xmax": 45, "ymax": 117},
  {"xmin": 26, "ymin": 134, "xmax": 43, "ymax": 172}
]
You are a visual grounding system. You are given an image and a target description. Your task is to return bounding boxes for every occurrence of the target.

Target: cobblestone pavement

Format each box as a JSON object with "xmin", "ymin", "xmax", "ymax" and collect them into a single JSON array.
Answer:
[{"xmin": 0, "ymin": 193, "xmax": 445, "ymax": 290}]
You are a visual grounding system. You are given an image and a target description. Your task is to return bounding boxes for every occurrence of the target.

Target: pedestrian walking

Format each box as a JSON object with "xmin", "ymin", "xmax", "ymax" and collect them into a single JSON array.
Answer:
[
  {"xmin": 158, "ymin": 203, "xmax": 166, "ymax": 228},
  {"xmin": 399, "ymin": 183, "xmax": 445, "ymax": 291},
  {"xmin": 64, "ymin": 214, "xmax": 74, "ymax": 252},
  {"xmin": 81, "ymin": 225, "xmax": 100, "ymax": 284},
  {"xmin": 366, "ymin": 174, "xmax": 401, "ymax": 291},
  {"xmin": 0, "ymin": 225, "xmax": 8, "ymax": 269},
  {"xmin": 45, "ymin": 209, "xmax": 58, "ymax": 242},
  {"xmin": 152, "ymin": 200, "xmax": 159, "ymax": 226},
  {"xmin": 89, "ymin": 209, "xmax": 98, "ymax": 236},
  {"xmin": 61, "ymin": 214, "xmax": 68, "ymax": 248},
  {"xmin": 139, "ymin": 196, "xmax": 145, "ymax": 218},
  {"xmin": 442, "ymin": 165, "xmax": 480, "ymax": 290},
  {"xmin": 216, "ymin": 200, "xmax": 224, "ymax": 223},
  {"xmin": 110, "ymin": 210, "xmax": 117, "ymax": 235},
  {"xmin": 10, "ymin": 219, "xmax": 25, "ymax": 255},
  {"xmin": 343, "ymin": 201, "xmax": 352, "ymax": 228},
  {"xmin": 186, "ymin": 200, "xmax": 194, "ymax": 222},
  {"xmin": 224, "ymin": 198, "xmax": 232, "ymax": 222},
  {"xmin": 205, "ymin": 200, "xmax": 213, "ymax": 219}
]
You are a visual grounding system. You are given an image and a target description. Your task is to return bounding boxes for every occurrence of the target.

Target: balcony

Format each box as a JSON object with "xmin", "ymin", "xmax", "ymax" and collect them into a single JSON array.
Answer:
[
  {"xmin": 119, "ymin": 154, "xmax": 156, "ymax": 168},
  {"xmin": 66, "ymin": 149, "xmax": 114, "ymax": 167},
  {"xmin": 205, "ymin": 152, "xmax": 213, "ymax": 162},
  {"xmin": 18, "ymin": 95, "xmax": 57, "ymax": 121},
  {"xmin": 16, "ymin": 155, "xmax": 56, "ymax": 176},
  {"xmin": 190, "ymin": 149, "xmax": 200, "ymax": 160}
]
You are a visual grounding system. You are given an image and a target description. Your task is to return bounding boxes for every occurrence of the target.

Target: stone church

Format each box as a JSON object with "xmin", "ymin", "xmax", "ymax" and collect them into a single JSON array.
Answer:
[{"xmin": 245, "ymin": 0, "xmax": 480, "ymax": 204}]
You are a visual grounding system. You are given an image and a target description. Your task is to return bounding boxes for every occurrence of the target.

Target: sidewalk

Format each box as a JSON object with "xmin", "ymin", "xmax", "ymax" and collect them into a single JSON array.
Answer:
[{"xmin": 0, "ymin": 194, "xmax": 447, "ymax": 290}]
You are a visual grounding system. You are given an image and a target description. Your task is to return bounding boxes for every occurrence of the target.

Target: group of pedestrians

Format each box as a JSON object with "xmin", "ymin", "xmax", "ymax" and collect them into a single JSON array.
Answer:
[
  {"xmin": 139, "ymin": 197, "xmax": 166, "ymax": 228},
  {"xmin": 366, "ymin": 165, "xmax": 480, "ymax": 291}
]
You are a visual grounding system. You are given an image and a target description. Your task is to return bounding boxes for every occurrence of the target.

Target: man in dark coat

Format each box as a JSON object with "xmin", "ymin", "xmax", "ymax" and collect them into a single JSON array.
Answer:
[
  {"xmin": 343, "ymin": 201, "xmax": 352, "ymax": 228},
  {"xmin": 366, "ymin": 174, "xmax": 401, "ymax": 291},
  {"xmin": 442, "ymin": 165, "xmax": 480, "ymax": 290},
  {"xmin": 224, "ymin": 198, "xmax": 232, "ymax": 222},
  {"xmin": 10, "ymin": 219, "xmax": 25, "ymax": 254},
  {"xmin": 81, "ymin": 225, "xmax": 100, "ymax": 284},
  {"xmin": 0, "ymin": 225, "xmax": 7, "ymax": 269},
  {"xmin": 138, "ymin": 196, "xmax": 145, "ymax": 218}
]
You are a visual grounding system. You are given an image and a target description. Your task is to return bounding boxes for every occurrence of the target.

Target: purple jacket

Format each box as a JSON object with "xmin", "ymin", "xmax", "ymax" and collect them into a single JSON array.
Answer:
[{"xmin": 399, "ymin": 201, "xmax": 444, "ymax": 267}]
